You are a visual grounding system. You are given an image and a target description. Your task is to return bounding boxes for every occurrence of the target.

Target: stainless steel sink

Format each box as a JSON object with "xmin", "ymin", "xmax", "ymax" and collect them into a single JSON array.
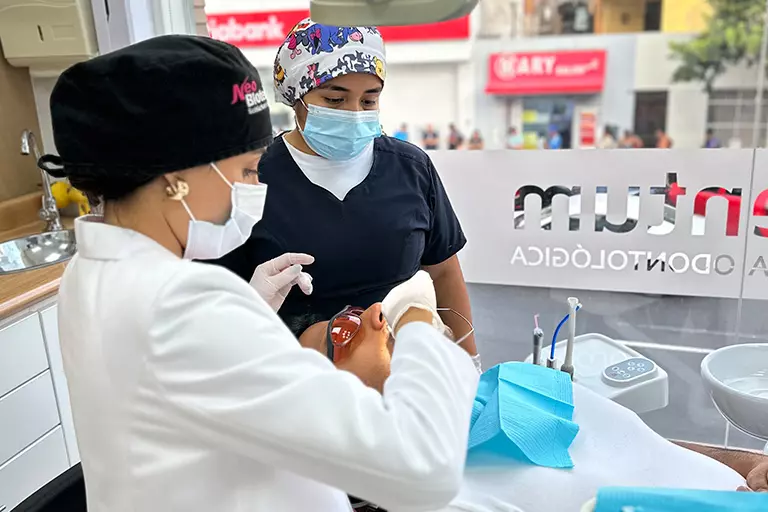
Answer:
[{"xmin": 0, "ymin": 230, "xmax": 76, "ymax": 275}]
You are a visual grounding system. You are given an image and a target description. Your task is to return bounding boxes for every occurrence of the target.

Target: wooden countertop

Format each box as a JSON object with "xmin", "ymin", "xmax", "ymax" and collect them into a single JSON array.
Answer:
[
  {"xmin": 0, "ymin": 218, "xmax": 75, "ymax": 320},
  {"xmin": 0, "ymin": 263, "xmax": 66, "ymax": 319}
]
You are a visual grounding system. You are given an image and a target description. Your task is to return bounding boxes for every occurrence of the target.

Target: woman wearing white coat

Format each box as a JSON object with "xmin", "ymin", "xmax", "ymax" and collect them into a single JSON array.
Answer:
[{"xmin": 42, "ymin": 35, "xmax": 479, "ymax": 511}]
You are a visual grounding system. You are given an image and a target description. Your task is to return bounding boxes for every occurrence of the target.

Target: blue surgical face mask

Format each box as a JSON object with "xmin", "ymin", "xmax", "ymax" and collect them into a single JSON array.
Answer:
[{"xmin": 298, "ymin": 100, "xmax": 382, "ymax": 161}]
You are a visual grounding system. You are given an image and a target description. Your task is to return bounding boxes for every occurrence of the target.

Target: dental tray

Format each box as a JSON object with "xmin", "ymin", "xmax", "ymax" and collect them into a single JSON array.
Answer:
[{"xmin": 524, "ymin": 333, "xmax": 669, "ymax": 414}]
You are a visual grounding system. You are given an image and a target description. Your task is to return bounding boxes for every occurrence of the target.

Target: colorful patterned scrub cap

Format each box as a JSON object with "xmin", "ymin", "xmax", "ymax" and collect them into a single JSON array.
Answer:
[{"xmin": 273, "ymin": 18, "xmax": 387, "ymax": 107}]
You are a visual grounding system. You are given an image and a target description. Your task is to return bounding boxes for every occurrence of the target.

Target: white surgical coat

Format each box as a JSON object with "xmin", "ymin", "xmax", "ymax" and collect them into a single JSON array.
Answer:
[{"xmin": 58, "ymin": 216, "xmax": 479, "ymax": 512}]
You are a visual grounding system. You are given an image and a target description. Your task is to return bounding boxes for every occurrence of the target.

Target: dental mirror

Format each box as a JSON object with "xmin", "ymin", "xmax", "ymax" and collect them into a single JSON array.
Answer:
[{"xmin": 309, "ymin": 0, "xmax": 480, "ymax": 26}]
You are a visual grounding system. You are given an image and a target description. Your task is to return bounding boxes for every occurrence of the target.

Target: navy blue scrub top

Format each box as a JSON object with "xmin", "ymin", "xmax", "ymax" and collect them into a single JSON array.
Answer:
[{"xmin": 212, "ymin": 135, "xmax": 466, "ymax": 335}]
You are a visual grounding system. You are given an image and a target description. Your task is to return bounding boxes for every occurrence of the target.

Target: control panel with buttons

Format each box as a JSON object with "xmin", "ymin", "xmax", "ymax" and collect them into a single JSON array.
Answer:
[{"xmin": 602, "ymin": 357, "xmax": 658, "ymax": 387}]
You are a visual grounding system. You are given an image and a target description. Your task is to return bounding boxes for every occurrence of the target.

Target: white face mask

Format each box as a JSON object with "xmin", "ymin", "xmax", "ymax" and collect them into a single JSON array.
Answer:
[{"xmin": 181, "ymin": 163, "xmax": 267, "ymax": 260}]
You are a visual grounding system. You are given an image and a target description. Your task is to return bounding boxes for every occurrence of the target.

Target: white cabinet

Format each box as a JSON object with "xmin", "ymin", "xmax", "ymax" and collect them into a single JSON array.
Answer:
[
  {"xmin": 0, "ymin": 302, "xmax": 80, "ymax": 507},
  {"xmin": 39, "ymin": 305, "xmax": 79, "ymax": 465},
  {"xmin": 0, "ymin": 372, "xmax": 59, "ymax": 466},
  {"xmin": 0, "ymin": 314, "xmax": 49, "ymax": 399},
  {"xmin": 0, "ymin": 428, "xmax": 69, "ymax": 512}
]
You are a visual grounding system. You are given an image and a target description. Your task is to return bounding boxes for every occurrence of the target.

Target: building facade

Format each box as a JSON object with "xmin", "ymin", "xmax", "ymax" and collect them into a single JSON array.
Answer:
[
  {"xmin": 204, "ymin": 0, "xmax": 476, "ymax": 147},
  {"xmin": 474, "ymin": 34, "xmax": 636, "ymax": 149},
  {"xmin": 203, "ymin": 0, "xmax": 766, "ymax": 150}
]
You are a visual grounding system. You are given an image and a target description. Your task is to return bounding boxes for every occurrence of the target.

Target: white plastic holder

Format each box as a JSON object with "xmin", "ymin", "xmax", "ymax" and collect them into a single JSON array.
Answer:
[{"xmin": 525, "ymin": 333, "xmax": 669, "ymax": 414}]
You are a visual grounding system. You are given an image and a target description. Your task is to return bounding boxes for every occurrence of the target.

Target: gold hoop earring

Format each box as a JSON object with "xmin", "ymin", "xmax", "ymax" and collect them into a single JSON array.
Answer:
[{"xmin": 165, "ymin": 179, "xmax": 190, "ymax": 201}]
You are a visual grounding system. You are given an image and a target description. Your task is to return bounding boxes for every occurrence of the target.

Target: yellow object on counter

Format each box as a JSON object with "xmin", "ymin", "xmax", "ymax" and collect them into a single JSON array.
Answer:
[
  {"xmin": 68, "ymin": 187, "xmax": 91, "ymax": 216},
  {"xmin": 51, "ymin": 181, "xmax": 71, "ymax": 209},
  {"xmin": 49, "ymin": 181, "xmax": 91, "ymax": 216}
]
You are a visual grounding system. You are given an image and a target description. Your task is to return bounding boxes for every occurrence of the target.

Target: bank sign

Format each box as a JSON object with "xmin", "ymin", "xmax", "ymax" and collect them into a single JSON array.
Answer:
[
  {"xmin": 206, "ymin": 9, "xmax": 471, "ymax": 48},
  {"xmin": 430, "ymin": 149, "xmax": 768, "ymax": 300}
]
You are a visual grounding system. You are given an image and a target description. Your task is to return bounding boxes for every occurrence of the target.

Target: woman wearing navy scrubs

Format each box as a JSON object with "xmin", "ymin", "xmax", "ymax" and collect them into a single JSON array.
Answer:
[{"xmin": 214, "ymin": 18, "xmax": 480, "ymax": 365}]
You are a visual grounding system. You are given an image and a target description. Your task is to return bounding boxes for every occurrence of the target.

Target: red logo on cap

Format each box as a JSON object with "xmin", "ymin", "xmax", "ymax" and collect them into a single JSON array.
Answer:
[{"xmin": 231, "ymin": 77, "xmax": 259, "ymax": 105}]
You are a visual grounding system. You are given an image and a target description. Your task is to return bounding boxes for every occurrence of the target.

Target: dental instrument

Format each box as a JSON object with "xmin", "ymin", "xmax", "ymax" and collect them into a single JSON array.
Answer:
[
  {"xmin": 550, "ymin": 300, "xmax": 581, "ymax": 377},
  {"xmin": 526, "ymin": 297, "xmax": 669, "ymax": 414},
  {"xmin": 561, "ymin": 297, "xmax": 579, "ymax": 379},
  {"xmin": 532, "ymin": 314, "xmax": 543, "ymax": 366},
  {"xmin": 527, "ymin": 333, "xmax": 668, "ymax": 414}
]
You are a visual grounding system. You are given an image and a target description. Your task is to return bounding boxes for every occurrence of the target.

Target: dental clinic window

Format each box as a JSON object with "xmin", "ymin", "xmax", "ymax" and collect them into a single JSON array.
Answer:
[{"xmin": 707, "ymin": 90, "xmax": 768, "ymax": 148}]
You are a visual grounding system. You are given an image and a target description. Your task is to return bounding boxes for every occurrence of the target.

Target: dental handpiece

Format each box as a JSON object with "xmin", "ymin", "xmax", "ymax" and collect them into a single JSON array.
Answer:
[
  {"xmin": 532, "ymin": 327, "xmax": 543, "ymax": 365},
  {"xmin": 532, "ymin": 314, "xmax": 543, "ymax": 366},
  {"xmin": 561, "ymin": 297, "xmax": 579, "ymax": 380}
]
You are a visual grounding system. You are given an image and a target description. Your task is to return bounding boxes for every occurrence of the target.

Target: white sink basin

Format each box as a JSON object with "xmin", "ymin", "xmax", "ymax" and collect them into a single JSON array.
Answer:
[{"xmin": 701, "ymin": 344, "xmax": 768, "ymax": 441}]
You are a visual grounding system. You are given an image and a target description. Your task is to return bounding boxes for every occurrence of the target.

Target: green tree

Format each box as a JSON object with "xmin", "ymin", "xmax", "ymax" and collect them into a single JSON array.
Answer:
[{"xmin": 670, "ymin": 0, "xmax": 766, "ymax": 93}]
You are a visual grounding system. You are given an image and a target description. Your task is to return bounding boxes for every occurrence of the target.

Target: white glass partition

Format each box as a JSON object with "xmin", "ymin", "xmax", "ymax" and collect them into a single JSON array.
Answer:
[{"xmin": 432, "ymin": 148, "xmax": 768, "ymax": 449}]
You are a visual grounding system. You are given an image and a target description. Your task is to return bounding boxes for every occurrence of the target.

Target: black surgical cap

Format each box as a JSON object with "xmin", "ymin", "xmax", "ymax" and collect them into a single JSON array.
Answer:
[{"xmin": 43, "ymin": 35, "xmax": 273, "ymax": 200}]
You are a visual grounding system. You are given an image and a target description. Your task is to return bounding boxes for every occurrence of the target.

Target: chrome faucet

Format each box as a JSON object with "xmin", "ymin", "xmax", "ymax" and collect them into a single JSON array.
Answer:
[{"xmin": 21, "ymin": 130, "xmax": 63, "ymax": 232}]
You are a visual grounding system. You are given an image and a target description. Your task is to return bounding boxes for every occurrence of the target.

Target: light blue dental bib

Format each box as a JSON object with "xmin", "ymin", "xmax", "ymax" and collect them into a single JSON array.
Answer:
[
  {"xmin": 595, "ymin": 487, "xmax": 768, "ymax": 512},
  {"xmin": 468, "ymin": 362, "xmax": 580, "ymax": 469}
]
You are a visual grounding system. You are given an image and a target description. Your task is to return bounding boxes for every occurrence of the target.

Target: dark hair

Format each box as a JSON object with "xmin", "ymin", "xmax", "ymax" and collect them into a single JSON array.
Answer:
[{"xmin": 285, "ymin": 312, "xmax": 329, "ymax": 338}]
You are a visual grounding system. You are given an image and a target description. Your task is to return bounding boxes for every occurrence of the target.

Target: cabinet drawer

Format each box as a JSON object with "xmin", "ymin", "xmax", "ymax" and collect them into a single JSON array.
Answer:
[
  {"xmin": 0, "ymin": 314, "xmax": 49, "ymax": 399},
  {"xmin": 39, "ymin": 305, "xmax": 79, "ymax": 465},
  {"xmin": 0, "ymin": 371, "xmax": 60, "ymax": 466},
  {"xmin": 0, "ymin": 427, "xmax": 69, "ymax": 512}
]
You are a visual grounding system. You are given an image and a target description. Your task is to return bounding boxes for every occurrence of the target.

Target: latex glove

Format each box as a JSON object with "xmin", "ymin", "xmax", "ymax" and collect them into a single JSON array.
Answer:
[
  {"xmin": 381, "ymin": 270, "xmax": 442, "ymax": 334},
  {"xmin": 250, "ymin": 253, "xmax": 314, "ymax": 312}
]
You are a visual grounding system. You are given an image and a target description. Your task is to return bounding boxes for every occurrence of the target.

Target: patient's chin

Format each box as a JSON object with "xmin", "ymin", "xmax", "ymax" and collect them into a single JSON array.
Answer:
[
  {"xmin": 337, "ymin": 339, "xmax": 392, "ymax": 393},
  {"xmin": 364, "ymin": 354, "xmax": 392, "ymax": 393}
]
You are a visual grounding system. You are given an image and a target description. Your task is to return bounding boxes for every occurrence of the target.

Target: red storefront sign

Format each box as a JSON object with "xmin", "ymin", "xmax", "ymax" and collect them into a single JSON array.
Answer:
[
  {"xmin": 486, "ymin": 50, "xmax": 607, "ymax": 95},
  {"xmin": 207, "ymin": 10, "xmax": 470, "ymax": 48}
]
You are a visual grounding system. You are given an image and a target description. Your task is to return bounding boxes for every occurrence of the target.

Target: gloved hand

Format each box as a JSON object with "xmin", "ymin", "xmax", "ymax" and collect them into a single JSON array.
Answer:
[
  {"xmin": 381, "ymin": 270, "xmax": 442, "ymax": 335},
  {"xmin": 250, "ymin": 253, "xmax": 314, "ymax": 312}
]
